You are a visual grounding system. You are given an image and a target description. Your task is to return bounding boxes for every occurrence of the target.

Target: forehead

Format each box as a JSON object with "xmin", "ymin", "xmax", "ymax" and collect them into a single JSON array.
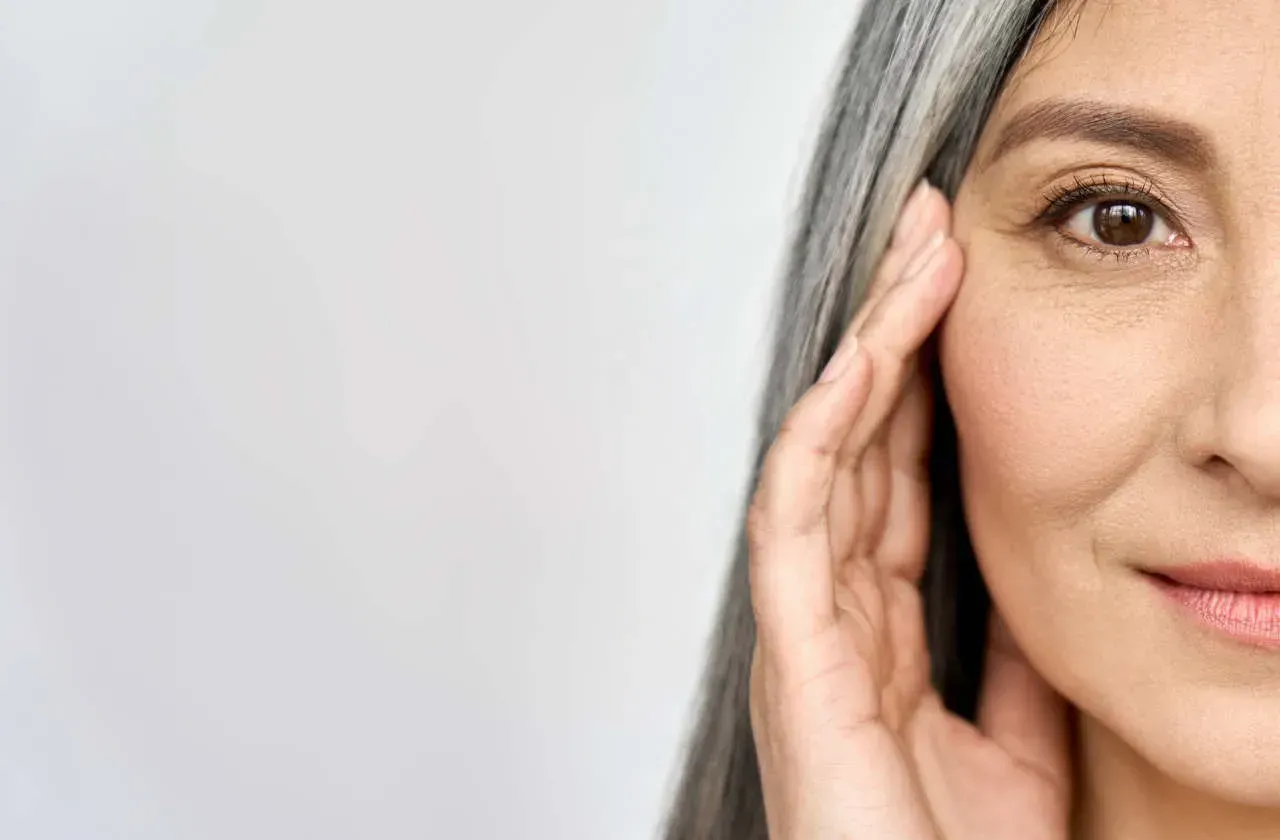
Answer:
[{"xmin": 982, "ymin": 0, "xmax": 1280, "ymax": 166}]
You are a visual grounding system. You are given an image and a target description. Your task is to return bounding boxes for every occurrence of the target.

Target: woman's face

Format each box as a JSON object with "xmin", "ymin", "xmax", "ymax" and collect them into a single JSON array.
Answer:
[{"xmin": 943, "ymin": 0, "xmax": 1280, "ymax": 805}]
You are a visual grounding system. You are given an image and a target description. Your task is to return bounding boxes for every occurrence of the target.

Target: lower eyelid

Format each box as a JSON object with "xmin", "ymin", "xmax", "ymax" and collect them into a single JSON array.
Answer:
[
  {"xmin": 1048, "ymin": 226, "xmax": 1195, "ymax": 271},
  {"xmin": 1058, "ymin": 236, "xmax": 1149, "ymax": 262}
]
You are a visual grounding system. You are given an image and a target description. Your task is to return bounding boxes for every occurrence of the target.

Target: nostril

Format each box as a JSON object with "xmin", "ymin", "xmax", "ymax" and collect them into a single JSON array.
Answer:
[{"xmin": 1199, "ymin": 454, "xmax": 1233, "ymax": 480}]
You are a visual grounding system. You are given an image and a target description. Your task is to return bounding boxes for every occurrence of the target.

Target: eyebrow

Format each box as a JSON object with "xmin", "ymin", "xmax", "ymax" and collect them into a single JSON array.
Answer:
[{"xmin": 978, "ymin": 98, "xmax": 1217, "ymax": 173}]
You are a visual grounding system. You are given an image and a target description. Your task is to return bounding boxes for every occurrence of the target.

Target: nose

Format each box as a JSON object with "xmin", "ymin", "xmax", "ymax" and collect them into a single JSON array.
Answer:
[{"xmin": 1190, "ymin": 284, "xmax": 1280, "ymax": 500}]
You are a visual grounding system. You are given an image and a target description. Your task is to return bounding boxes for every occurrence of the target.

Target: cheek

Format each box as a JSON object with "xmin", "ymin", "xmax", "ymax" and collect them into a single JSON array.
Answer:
[
  {"xmin": 937, "ymin": 247, "xmax": 1161, "ymax": 526},
  {"xmin": 932, "ymin": 242, "xmax": 1171, "ymax": 704}
]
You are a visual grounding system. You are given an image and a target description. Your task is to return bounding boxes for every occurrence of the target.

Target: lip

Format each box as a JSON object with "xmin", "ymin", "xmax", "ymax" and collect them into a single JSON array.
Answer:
[
  {"xmin": 1148, "ymin": 560, "xmax": 1280, "ymax": 593},
  {"xmin": 1143, "ymin": 561, "xmax": 1280, "ymax": 649}
]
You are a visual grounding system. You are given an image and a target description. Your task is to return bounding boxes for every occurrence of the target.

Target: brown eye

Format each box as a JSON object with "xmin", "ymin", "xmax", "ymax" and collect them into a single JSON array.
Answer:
[
  {"xmin": 1093, "ymin": 201, "xmax": 1152, "ymax": 246},
  {"xmin": 1061, "ymin": 196, "xmax": 1176, "ymax": 250}
]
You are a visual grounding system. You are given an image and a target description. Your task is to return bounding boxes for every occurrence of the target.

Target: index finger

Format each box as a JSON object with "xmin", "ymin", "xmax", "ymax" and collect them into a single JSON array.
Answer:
[{"xmin": 747, "ymin": 335, "xmax": 874, "ymax": 645}]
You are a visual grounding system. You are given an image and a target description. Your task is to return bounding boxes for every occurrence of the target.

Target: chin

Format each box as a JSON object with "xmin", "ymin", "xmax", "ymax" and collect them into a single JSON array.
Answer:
[
  {"xmin": 1029, "ymin": 612, "xmax": 1280, "ymax": 811},
  {"xmin": 1097, "ymin": 684, "xmax": 1280, "ymax": 807}
]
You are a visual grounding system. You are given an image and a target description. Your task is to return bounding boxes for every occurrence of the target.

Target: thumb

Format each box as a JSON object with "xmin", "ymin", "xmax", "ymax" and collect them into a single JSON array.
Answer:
[{"xmin": 976, "ymin": 608, "xmax": 1073, "ymax": 798}]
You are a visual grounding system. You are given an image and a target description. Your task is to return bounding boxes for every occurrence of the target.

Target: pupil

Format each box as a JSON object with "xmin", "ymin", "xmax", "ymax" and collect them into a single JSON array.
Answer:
[{"xmin": 1093, "ymin": 201, "xmax": 1152, "ymax": 246}]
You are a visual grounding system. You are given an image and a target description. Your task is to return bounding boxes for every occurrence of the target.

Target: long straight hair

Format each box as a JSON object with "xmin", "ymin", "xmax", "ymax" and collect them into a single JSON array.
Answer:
[{"xmin": 661, "ymin": 1, "xmax": 1075, "ymax": 837}]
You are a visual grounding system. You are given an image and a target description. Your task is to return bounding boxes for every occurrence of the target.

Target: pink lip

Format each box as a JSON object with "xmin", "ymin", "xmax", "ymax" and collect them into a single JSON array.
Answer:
[{"xmin": 1144, "ymin": 561, "xmax": 1280, "ymax": 648}]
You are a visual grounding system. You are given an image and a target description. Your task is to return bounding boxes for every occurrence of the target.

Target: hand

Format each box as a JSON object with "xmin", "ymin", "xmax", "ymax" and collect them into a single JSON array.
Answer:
[{"xmin": 746, "ymin": 183, "xmax": 1073, "ymax": 839}]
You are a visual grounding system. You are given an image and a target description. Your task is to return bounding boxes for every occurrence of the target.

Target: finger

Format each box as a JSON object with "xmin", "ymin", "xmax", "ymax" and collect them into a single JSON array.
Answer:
[
  {"xmin": 748, "ymin": 339, "xmax": 874, "ymax": 646},
  {"xmin": 852, "ymin": 435, "xmax": 892, "ymax": 562},
  {"xmin": 976, "ymin": 609, "xmax": 1073, "ymax": 800},
  {"xmin": 872, "ymin": 370, "xmax": 935, "ymax": 580},
  {"xmin": 872, "ymin": 463, "xmax": 932, "ymax": 582},
  {"xmin": 826, "ymin": 453, "xmax": 860, "ymax": 565},
  {"xmin": 851, "ymin": 183, "xmax": 951, "ymax": 336},
  {"xmin": 841, "ymin": 237, "xmax": 962, "ymax": 465},
  {"xmin": 892, "ymin": 180, "xmax": 936, "ymax": 250},
  {"xmin": 885, "ymin": 358, "xmax": 934, "ymax": 487},
  {"xmin": 880, "ymin": 573, "xmax": 933, "ymax": 731},
  {"xmin": 835, "ymin": 185, "xmax": 948, "ymax": 566}
]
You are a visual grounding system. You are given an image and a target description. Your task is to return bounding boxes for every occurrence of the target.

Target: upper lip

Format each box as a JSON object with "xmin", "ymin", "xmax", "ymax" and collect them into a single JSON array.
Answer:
[{"xmin": 1145, "ymin": 560, "xmax": 1280, "ymax": 594}]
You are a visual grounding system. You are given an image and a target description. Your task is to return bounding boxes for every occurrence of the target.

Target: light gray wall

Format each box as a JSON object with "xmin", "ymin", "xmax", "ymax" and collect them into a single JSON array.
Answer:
[{"xmin": 0, "ymin": 1, "xmax": 860, "ymax": 837}]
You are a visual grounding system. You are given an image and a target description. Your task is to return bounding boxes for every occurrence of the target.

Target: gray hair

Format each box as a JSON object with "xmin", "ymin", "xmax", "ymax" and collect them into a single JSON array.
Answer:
[{"xmin": 660, "ymin": 1, "xmax": 1077, "ymax": 837}]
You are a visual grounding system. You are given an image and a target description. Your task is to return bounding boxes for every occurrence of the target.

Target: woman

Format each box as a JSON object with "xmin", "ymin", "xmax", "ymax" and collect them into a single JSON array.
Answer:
[{"xmin": 663, "ymin": 0, "xmax": 1280, "ymax": 837}]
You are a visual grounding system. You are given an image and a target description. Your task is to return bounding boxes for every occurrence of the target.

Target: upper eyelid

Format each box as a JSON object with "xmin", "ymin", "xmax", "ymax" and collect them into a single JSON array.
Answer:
[
  {"xmin": 1047, "ymin": 184, "xmax": 1169, "ymax": 219},
  {"xmin": 1035, "ymin": 175, "xmax": 1190, "ymax": 234}
]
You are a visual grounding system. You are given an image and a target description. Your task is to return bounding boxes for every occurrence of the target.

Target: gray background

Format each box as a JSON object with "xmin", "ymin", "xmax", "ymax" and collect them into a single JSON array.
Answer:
[{"xmin": 0, "ymin": 1, "xmax": 861, "ymax": 836}]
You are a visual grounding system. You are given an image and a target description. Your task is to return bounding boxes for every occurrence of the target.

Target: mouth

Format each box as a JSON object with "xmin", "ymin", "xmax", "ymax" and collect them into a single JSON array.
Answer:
[{"xmin": 1141, "ymin": 561, "xmax": 1280, "ymax": 649}]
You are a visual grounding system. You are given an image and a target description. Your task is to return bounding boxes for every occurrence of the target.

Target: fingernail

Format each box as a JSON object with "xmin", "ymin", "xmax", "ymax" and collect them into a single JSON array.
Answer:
[
  {"xmin": 892, "ymin": 179, "xmax": 930, "ymax": 247},
  {"xmin": 819, "ymin": 337, "xmax": 857, "ymax": 383},
  {"xmin": 902, "ymin": 229, "xmax": 945, "ymax": 280}
]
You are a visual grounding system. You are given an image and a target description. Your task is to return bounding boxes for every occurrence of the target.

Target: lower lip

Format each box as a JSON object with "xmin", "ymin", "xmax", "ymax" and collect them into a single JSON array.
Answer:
[{"xmin": 1147, "ymin": 575, "xmax": 1280, "ymax": 648}]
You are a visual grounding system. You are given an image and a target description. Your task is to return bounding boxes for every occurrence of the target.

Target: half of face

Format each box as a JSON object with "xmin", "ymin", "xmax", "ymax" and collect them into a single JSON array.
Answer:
[{"xmin": 942, "ymin": 0, "xmax": 1280, "ymax": 810}]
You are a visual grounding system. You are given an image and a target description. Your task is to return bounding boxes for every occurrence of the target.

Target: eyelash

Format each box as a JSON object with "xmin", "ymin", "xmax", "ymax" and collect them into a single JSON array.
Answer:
[{"xmin": 1032, "ymin": 174, "xmax": 1186, "ymax": 263}]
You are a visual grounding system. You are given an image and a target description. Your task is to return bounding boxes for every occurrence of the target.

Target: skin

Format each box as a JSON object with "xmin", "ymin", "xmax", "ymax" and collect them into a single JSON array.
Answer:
[
  {"xmin": 747, "ymin": 1, "xmax": 1280, "ymax": 838},
  {"xmin": 947, "ymin": 0, "xmax": 1280, "ymax": 836}
]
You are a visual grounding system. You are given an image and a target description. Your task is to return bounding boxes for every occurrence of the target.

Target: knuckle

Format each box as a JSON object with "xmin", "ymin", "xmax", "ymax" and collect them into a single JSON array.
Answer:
[
  {"xmin": 854, "ymin": 336, "xmax": 903, "ymax": 387},
  {"xmin": 775, "ymin": 414, "xmax": 838, "ymax": 461}
]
